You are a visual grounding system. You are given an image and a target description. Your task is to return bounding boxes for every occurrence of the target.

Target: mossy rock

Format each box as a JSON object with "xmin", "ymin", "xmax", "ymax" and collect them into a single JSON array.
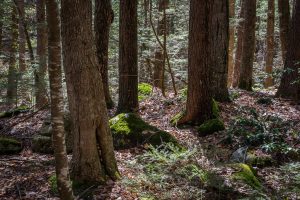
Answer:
[
  {"xmin": 170, "ymin": 111, "xmax": 185, "ymax": 127},
  {"xmin": 0, "ymin": 137, "xmax": 22, "ymax": 154},
  {"xmin": 138, "ymin": 83, "xmax": 152, "ymax": 101},
  {"xmin": 246, "ymin": 153, "xmax": 276, "ymax": 168},
  {"xmin": 110, "ymin": 113, "xmax": 180, "ymax": 149},
  {"xmin": 198, "ymin": 118, "xmax": 225, "ymax": 137},
  {"xmin": 256, "ymin": 97, "xmax": 273, "ymax": 105},
  {"xmin": 32, "ymin": 136, "xmax": 53, "ymax": 154},
  {"xmin": 0, "ymin": 105, "xmax": 30, "ymax": 118},
  {"xmin": 232, "ymin": 163, "xmax": 262, "ymax": 191}
]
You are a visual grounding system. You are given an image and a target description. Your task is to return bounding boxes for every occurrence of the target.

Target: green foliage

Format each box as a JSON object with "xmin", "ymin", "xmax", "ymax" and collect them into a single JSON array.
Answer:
[
  {"xmin": 279, "ymin": 162, "xmax": 300, "ymax": 195},
  {"xmin": 198, "ymin": 118, "xmax": 225, "ymax": 137},
  {"xmin": 48, "ymin": 175, "xmax": 58, "ymax": 194},
  {"xmin": 246, "ymin": 153, "xmax": 275, "ymax": 168},
  {"xmin": 212, "ymin": 99, "xmax": 220, "ymax": 118},
  {"xmin": 110, "ymin": 113, "xmax": 180, "ymax": 149},
  {"xmin": 232, "ymin": 164, "xmax": 262, "ymax": 191},
  {"xmin": 170, "ymin": 111, "xmax": 185, "ymax": 127},
  {"xmin": 138, "ymin": 83, "xmax": 153, "ymax": 101},
  {"xmin": 0, "ymin": 137, "xmax": 22, "ymax": 154}
]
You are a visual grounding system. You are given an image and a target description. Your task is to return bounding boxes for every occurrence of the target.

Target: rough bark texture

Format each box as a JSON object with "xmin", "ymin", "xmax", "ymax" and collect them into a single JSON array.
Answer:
[
  {"xmin": 232, "ymin": 0, "xmax": 245, "ymax": 88},
  {"xmin": 278, "ymin": 0, "xmax": 290, "ymax": 63},
  {"xmin": 18, "ymin": 0, "xmax": 26, "ymax": 73},
  {"xmin": 36, "ymin": 0, "xmax": 48, "ymax": 108},
  {"xmin": 46, "ymin": 1, "xmax": 74, "ymax": 199},
  {"xmin": 0, "ymin": 5, "xmax": 3, "ymax": 53},
  {"xmin": 178, "ymin": 0, "xmax": 214, "ymax": 125},
  {"xmin": 238, "ymin": 0, "xmax": 256, "ymax": 91},
  {"xmin": 117, "ymin": 0, "xmax": 138, "ymax": 114},
  {"xmin": 276, "ymin": 0, "xmax": 300, "ymax": 101},
  {"xmin": 7, "ymin": 5, "xmax": 18, "ymax": 107},
  {"xmin": 210, "ymin": 0, "xmax": 230, "ymax": 102},
  {"xmin": 265, "ymin": 0, "xmax": 275, "ymax": 87},
  {"xmin": 61, "ymin": 0, "xmax": 120, "ymax": 183},
  {"xmin": 228, "ymin": 0, "xmax": 235, "ymax": 87},
  {"xmin": 95, "ymin": 0, "xmax": 114, "ymax": 109}
]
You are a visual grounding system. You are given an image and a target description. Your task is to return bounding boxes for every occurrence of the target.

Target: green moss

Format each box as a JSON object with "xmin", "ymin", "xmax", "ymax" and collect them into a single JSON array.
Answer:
[
  {"xmin": 232, "ymin": 163, "xmax": 262, "ymax": 190},
  {"xmin": 32, "ymin": 135, "xmax": 53, "ymax": 154},
  {"xmin": 138, "ymin": 83, "xmax": 153, "ymax": 101},
  {"xmin": 198, "ymin": 118, "xmax": 225, "ymax": 137},
  {"xmin": 246, "ymin": 153, "xmax": 275, "ymax": 167},
  {"xmin": 212, "ymin": 99, "xmax": 220, "ymax": 118},
  {"xmin": 0, "ymin": 137, "xmax": 22, "ymax": 154},
  {"xmin": 0, "ymin": 105, "xmax": 30, "ymax": 118},
  {"xmin": 49, "ymin": 175, "xmax": 58, "ymax": 194},
  {"xmin": 110, "ymin": 113, "xmax": 180, "ymax": 149},
  {"xmin": 179, "ymin": 87, "xmax": 188, "ymax": 100},
  {"xmin": 170, "ymin": 111, "xmax": 185, "ymax": 127}
]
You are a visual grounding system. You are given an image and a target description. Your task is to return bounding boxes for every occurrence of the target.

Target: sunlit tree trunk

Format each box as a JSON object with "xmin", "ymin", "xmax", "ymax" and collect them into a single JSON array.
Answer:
[
  {"xmin": 61, "ymin": 0, "xmax": 120, "ymax": 183},
  {"xmin": 265, "ymin": 0, "xmax": 275, "ymax": 88},
  {"xmin": 36, "ymin": 0, "xmax": 48, "ymax": 108},
  {"xmin": 238, "ymin": 0, "xmax": 256, "ymax": 91},
  {"xmin": 95, "ymin": 0, "xmax": 114, "ymax": 109},
  {"xmin": 278, "ymin": 0, "xmax": 290, "ymax": 63},
  {"xmin": 46, "ymin": 0, "xmax": 74, "ymax": 199},
  {"xmin": 276, "ymin": 0, "xmax": 300, "ymax": 101},
  {"xmin": 228, "ymin": 0, "xmax": 235, "ymax": 87},
  {"xmin": 117, "ymin": 0, "xmax": 138, "ymax": 113}
]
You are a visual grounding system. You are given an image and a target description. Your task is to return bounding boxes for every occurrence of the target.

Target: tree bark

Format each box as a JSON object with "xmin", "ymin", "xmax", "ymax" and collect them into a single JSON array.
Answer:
[
  {"xmin": 94, "ymin": 0, "xmax": 114, "ymax": 109},
  {"xmin": 210, "ymin": 0, "xmax": 230, "ymax": 102},
  {"xmin": 278, "ymin": 0, "xmax": 290, "ymax": 63},
  {"xmin": 46, "ymin": 0, "xmax": 74, "ymax": 199},
  {"xmin": 276, "ymin": 0, "xmax": 300, "ymax": 101},
  {"xmin": 36, "ymin": 0, "xmax": 48, "ymax": 108},
  {"xmin": 61, "ymin": 0, "xmax": 120, "ymax": 183},
  {"xmin": 7, "ymin": 5, "xmax": 18, "ymax": 107},
  {"xmin": 18, "ymin": 0, "xmax": 26, "ymax": 73},
  {"xmin": 178, "ymin": 0, "xmax": 214, "ymax": 125},
  {"xmin": 238, "ymin": 0, "xmax": 256, "ymax": 91},
  {"xmin": 117, "ymin": 0, "xmax": 138, "ymax": 114},
  {"xmin": 0, "ymin": 5, "xmax": 3, "ymax": 53},
  {"xmin": 232, "ymin": 0, "xmax": 245, "ymax": 88},
  {"xmin": 265, "ymin": 0, "xmax": 275, "ymax": 87},
  {"xmin": 228, "ymin": 0, "xmax": 235, "ymax": 87}
]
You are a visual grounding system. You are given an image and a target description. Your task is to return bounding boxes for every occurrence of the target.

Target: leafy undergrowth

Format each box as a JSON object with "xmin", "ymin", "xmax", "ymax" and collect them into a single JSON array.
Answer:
[{"xmin": 0, "ymin": 88, "xmax": 299, "ymax": 199}]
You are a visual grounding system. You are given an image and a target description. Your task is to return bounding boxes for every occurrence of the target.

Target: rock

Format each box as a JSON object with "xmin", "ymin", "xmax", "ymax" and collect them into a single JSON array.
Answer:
[
  {"xmin": 110, "ymin": 113, "xmax": 180, "ymax": 149},
  {"xmin": 230, "ymin": 146, "xmax": 248, "ymax": 163},
  {"xmin": 0, "ymin": 137, "xmax": 22, "ymax": 154},
  {"xmin": 0, "ymin": 105, "xmax": 30, "ymax": 118},
  {"xmin": 32, "ymin": 136, "xmax": 53, "ymax": 154},
  {"xmin": 246, "ymin": 152, "xmax": 275, "ymax": 167},
  {"xmin": 198, "ymin": 118, "xmax": 225, "ymax": 137}
]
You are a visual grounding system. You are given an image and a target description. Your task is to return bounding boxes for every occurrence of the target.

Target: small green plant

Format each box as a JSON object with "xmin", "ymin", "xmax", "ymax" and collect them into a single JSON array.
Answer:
[
  {"xmin": 138, "ymin": 83, "xmax": 153, "ymax": 101},
  {"xmin": 232, "ymin": 164, "xmax": 262, "ymax": 191},
  {"xmin": 48, "ymin": 175, "xmax": 58, "ymax": 194}
]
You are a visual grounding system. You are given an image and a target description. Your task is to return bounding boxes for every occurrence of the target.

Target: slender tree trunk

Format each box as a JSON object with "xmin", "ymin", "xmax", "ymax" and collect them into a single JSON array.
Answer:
[
  {"xmin": 278, "ymin": 0, "xmax": 290, "ymax": 63},
  {"xmin": 61, "ymin": 0, "xmax": 120, "ymax": 183},
  {"xmin": 178, "ymin": 0, "xmax": 214, "ymax": 125},
  {"xmin": 36, "ymin": 0, "xmax": 48, "ymax": 108},
  {"xmin": 117, "ymin": 0, "xmax": 138, "ymax": 114},
  {"xmin": 18, "ymin": 0, "xmax": 26, "ymax": 73},
  {"xmin": 0, "ymin": 7, "xmax": 3, "ymax": 53},
  {"xmin": 7, "ymin": 5, "xmax": 18, "ymax": 107},
  {"xmin": 265, "ymin": 0, "xmax": 275, "ymax": 87},
  {"xmin": 46, "ymin": 0, "xmax": 74, "ymax": 199},
  {"xmin": 238, "ymin": 0, "xmax": 256, "ymax": 91},
  {"xmin": 228, "ymin": 0, "xmax": 235, "ymax": 87},
  {"xmin": 210, "ymin": 0, "xmax": 230, "ymax": 102},
  {"xmin": 232, "ymin": 0, "xmax": 245, "ymax": 88},
  {"xmin": 95, "ymin": 0, "xmax": 114, "ymax": 109},
  {"xmin": 276, "ymin": 0, "xmax": 300, "ymax": 101}
]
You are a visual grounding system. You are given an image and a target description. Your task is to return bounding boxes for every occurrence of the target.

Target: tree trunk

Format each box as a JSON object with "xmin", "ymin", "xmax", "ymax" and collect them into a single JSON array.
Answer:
[
  {"xmin": 117, "ymin": 0, "xmax": 138, "ymax": 114},
  {"xmin": 95, "ymin": 0, "xmax": 114, "ymax": 109},
  {"xmin": 36, "ymin": 0, "xmax": 48, "ymax": 108},
  {"xmin": 276, "ymin": 0, "xmax": 300, "ymax": 101},
  {"xmin": 265, "ymin": 0, "xmax": 275, "ymax": 88},
  {"xmin": 278, "ymin": 0, "xmax": 290, "ymax": 63},
  {"xmin": 61, "ymin": 0, "xmax": 120, "ymax": 183},
  {"xmin": 18, "ymin": 0, "xmax": 26, "ymax": 73},
  {"xmin": 238, "ymin": 0, "xmax": 256, "ymax": 91},
  {"xmin": 7, "ymin": 5, "xmax": 18, "ymax": 107},
  {"xmin": 228, "ymin": 0, "xmax": 235, "ymax": 88},
  {"xmin": 232, "ymin": 0, "xmax": 245, "ymax": 88},
  {"xmin": 178, "ymin": 0, "xmax": 214, "ymax": 125},
  {"xmin": 210, "ymin": 0, "xmax": 230, "ymax": 102},
  {"xmin": 0, "ymin": 6, "xmax": 3, "ymax": 53},
  {"xmin": 46, "ymin": 0, "xmax": 74, "ymax": 199}
]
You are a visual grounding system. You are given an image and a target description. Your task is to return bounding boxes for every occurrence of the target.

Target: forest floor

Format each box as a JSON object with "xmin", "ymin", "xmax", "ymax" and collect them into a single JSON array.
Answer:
[{"xmin": 0, "ymin": 88, "xmax": 300, "ymax": 200}]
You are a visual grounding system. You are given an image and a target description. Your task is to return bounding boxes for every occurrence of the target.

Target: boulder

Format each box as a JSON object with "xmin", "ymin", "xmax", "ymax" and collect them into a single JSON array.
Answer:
[
  {"xmin": 0, "ymin": 137, "xmax": 22, "ymax": 154},
  {"xmin": 198, "ymin": 118, "xmax": 225, "ymax": 137}
]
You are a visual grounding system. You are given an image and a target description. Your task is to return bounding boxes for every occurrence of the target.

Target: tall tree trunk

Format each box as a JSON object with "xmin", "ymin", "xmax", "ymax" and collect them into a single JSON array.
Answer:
[
  {"xmin": 46, "ymin": 0, "xmax": 74, "ymax": 199},
  {"xmin": 232, "ymin": 0, "xmax": 245, "ymax": 88},
  {"xmin": 117, "ymin": 0, "xmax": 138, "ymax": 114},
  {"xmin": 276, "ymin": 0, "xmax": 300, "ymax": 101},
  {"xmin": 178, "ymin": 0, "xmax": 215, "ymax": 125},
  {"xmin": 228, "ymin": 0, "xmax": 235, "ymax": 87},
  {"xmin": 210, "ymin": 0, "xmax": 230, "ymax": 102},
  {"xmin": 0, "ymin": 6, "xmax": 3, "ymax": 53},
  {"xmin": 278, "ymin": 0, "xmax": 290, "ymax": 63},
  {"xmin": 238, "ymin": 0, "xmax": 256, "ymax": 91},
  {"xmin": 95, "ymin": 0, "xmax": 114, "ymax": 109},
  {"xmin": 7, "ymin": 5, "xmax": 18, "ymax": 107},
  {"xmin": 265, "ymin": 0, "xmax": 275, "ymax": 87},
  {"xmin": 36, "ymin": 0, "xmax": 48, "ymax": 108},
  {"xmin": 61, "ymin": 0, "xmax": 120, "ymax": 183}
]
